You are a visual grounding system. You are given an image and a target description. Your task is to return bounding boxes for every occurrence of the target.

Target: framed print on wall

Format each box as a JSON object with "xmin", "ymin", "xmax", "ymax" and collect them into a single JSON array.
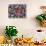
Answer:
[{"xmin": 8, "ymin": 4, "xmax": 26, "ymax": 18}]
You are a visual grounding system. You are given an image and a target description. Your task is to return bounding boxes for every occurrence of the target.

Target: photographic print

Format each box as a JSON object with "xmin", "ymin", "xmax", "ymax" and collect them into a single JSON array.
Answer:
[{"xmin": 8, "ymin": 4, "xmax": 26, "ymax": 18}]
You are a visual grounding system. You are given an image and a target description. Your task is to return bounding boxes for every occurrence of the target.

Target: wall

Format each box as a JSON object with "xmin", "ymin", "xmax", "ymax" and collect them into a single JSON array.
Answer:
[{"xmin": 0, "ymin": 0, "xmax": 46, "ymax": 39}]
